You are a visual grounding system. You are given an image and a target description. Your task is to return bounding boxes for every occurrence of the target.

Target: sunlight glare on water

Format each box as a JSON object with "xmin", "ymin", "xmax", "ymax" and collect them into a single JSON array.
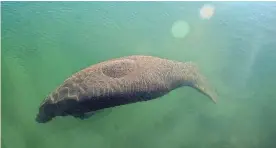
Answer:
[{"xmin": 199, "ymin": 4, "xmax": 215, "ymax": 20}]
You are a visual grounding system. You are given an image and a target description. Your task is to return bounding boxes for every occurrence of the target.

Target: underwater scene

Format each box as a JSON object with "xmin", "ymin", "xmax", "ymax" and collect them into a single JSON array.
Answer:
[{"xmin": 1, "ymin": 1, "xmax": 276, "ymax": 148}]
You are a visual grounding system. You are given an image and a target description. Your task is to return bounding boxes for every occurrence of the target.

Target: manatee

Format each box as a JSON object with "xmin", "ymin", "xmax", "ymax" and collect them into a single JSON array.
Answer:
[{"xmin": 35, "ymin": 55, "xmax": 217, "ymax": 123}]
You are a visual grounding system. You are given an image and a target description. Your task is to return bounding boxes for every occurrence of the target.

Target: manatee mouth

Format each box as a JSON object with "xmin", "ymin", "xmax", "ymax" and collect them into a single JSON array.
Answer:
[
  {"xmin": 35, "ymin": 112, "xmax": 54, "ymax": 123},
  {"xmin": 35, "ymin": 99, "xmax": 79, "ymax": 123},
  {"xmin": 35, "ymin": 102, "xmax": 57, "ymax": 123}
]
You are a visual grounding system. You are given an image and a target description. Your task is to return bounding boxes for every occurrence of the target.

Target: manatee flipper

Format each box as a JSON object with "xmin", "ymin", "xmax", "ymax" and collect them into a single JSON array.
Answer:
[
  {"xmin": 72, "ymin": 109, "xmax": 112, "ymax": 120},
  {"xmin": 72, "ymin": 112, "xmax": 96, "ymax": 120}
]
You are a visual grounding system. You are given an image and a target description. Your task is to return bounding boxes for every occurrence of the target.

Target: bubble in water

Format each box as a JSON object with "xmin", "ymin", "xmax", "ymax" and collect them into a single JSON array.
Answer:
[
  {"xmin": 171, "ymin": 20, "xmax": 190, "ymax": 38},
  {"xmin": 200, "ymin": 4, "xmax": 215, "ymax": 20}
]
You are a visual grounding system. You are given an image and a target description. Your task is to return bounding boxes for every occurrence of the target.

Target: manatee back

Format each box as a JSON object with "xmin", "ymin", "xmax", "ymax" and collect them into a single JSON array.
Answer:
[
  {"xmin": 76, "ymin": 55, "xmax": 178, "ymax": 101},
  {"xmin": 54, "ymin": 56, "xmax": 180, "ymax": 106}
]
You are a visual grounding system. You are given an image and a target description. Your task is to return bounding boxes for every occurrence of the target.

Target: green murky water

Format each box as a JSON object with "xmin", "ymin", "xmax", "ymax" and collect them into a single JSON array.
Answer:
[{"xmin": 1, "ymin": 2, "xmax": 276, "ymax": 148}]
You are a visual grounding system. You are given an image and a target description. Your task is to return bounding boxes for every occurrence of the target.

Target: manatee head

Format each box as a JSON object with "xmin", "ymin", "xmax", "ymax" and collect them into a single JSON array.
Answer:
[
  {"xmin": 35, "ymin": 93, "xmax": 79, "ymax": 123},
  {"xmin": 35, "ymin": 95, "xmax": 57, "ymax": 123},
  {"xmin": 36, "ymin": 89, "xmax": 89, "ymax": 123}
]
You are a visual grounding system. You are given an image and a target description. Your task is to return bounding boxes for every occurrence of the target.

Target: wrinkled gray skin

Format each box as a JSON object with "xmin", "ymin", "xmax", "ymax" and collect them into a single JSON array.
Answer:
[{"xmin": 36, "ymin": 55, "xmax": 217, "ymax": 123}]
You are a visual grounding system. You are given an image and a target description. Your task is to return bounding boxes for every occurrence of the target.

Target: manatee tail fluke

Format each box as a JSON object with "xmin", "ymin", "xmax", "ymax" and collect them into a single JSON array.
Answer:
[
  {"xmin": 194, "ymin": 81, "xmax": 218, "ymax": 104},
  {"xmin": 185, "ymin": 62, "xmax": 218, "ymax": 104}
]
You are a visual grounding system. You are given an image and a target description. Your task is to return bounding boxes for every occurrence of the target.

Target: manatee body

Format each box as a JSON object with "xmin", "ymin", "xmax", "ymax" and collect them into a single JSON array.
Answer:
[{"xmin": 36, "ymin": 55, "xmax": 217, "ymax": 123}]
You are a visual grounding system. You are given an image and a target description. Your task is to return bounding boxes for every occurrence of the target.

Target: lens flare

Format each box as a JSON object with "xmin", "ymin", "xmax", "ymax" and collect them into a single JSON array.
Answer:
[
  {"xmin": 200, "ymin": 4, "xmax": 215, "ymax": 20},
  {"xmin": 171, "ymin": 20, "xmax": 190, "ymax": 38}
]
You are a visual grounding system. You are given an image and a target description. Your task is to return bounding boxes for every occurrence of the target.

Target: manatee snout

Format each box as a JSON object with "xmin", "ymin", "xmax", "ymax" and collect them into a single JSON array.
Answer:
[
  {"xmin": 36, "ymin": 100, "xmax": 56, "ymax": 123},
  {"xmin": 36, "ymin": 110, "xmax": 53, "ymax": 123}
]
